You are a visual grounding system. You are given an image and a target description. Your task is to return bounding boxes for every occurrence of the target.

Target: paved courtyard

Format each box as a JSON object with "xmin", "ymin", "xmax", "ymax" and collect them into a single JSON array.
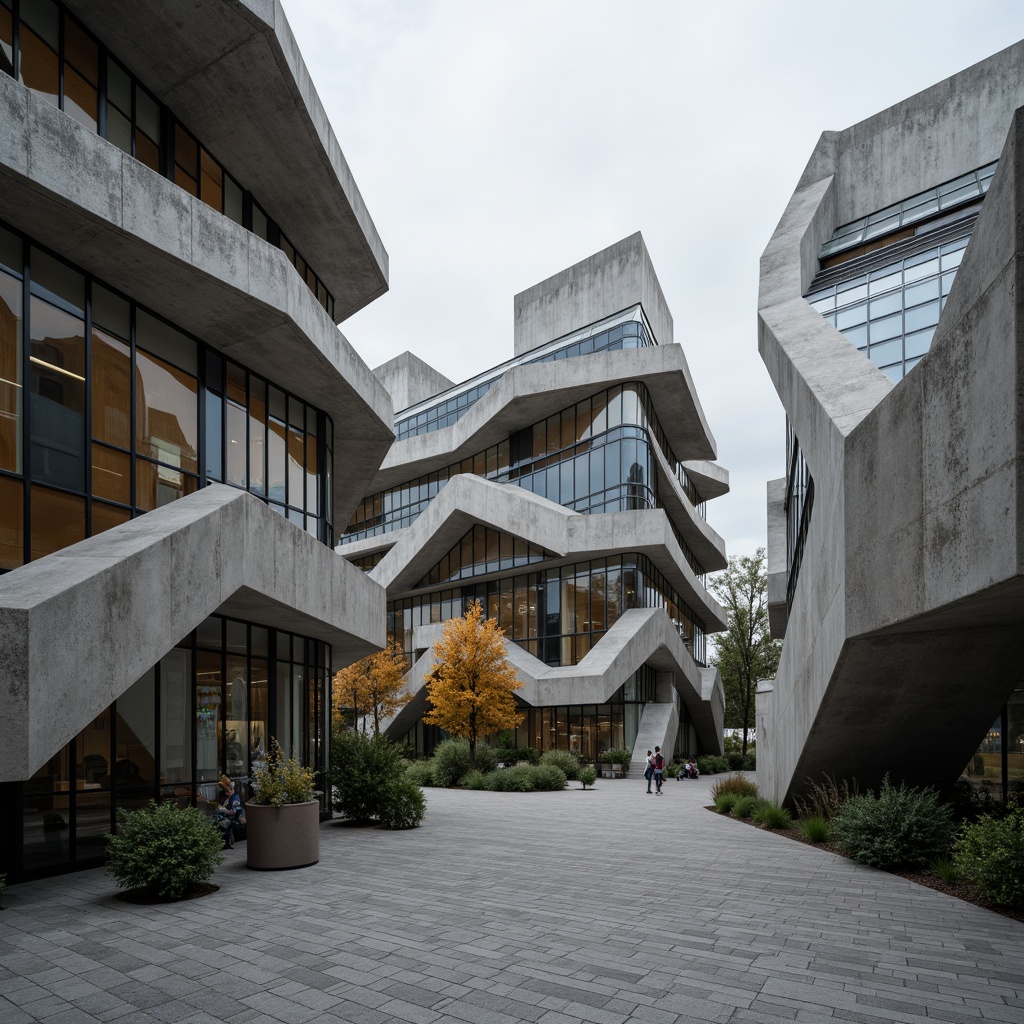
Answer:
[{"xmin": 2, "ymin": 775, "xmax": 1023, "ymax": 1024}]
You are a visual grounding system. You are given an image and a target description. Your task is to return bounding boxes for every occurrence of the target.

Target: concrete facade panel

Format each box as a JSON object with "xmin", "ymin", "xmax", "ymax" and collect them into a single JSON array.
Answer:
[{"xmin": 513, "ymin": 233, "xmax": 674, "ymax": 356}]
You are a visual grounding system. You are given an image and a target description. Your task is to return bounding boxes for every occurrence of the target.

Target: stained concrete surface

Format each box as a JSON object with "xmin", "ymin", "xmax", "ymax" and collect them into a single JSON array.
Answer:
[{"xmin": 2, "ymin": 777, "xmax": 1023, "ymax": 1024}]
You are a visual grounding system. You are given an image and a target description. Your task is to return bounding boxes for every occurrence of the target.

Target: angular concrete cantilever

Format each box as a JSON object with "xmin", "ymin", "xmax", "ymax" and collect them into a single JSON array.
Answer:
[
  {"xmin": 382, "ymin": 607, "xmax": 725, "ymax": 756},
  {"xmin": 369, "ymin": 474, "xmax": 726, "ymax": 629},
  {"xmin": 0, "ymin": 485, "xmax": 385, "ymax": 783}
]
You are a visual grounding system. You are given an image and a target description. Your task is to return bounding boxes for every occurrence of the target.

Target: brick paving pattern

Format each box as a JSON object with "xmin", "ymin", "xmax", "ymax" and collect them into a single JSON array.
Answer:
[{"xmin": 1, "ymin": 776, "xmax": 1023, "ymax": 1023}]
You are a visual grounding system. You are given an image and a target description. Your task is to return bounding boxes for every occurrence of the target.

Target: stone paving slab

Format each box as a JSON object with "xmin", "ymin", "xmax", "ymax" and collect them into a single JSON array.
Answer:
[{"xmin": 1, "ymin": 776, "xmax": 1023, "ymax": 1023}]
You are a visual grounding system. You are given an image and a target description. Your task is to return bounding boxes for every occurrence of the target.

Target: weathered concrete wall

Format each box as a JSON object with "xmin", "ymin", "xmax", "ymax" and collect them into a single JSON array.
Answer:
[
  {"xmin": 513, "ymin": 233, "xmax": 674, "ymax": 355},
  {"xmin": 0, "ymin": 73, "xmax": 394, "ymax": 526},
  {"xmin": 373, "ymin": 352, "xmax": 455, "ymax": 415},
  {"xmin": 0, "ymin": 486, "xmax": 385, "ymax": 783},
  {"xmin": 62, "ymin": 0, "xmax": 388, "ymax": 320},
  {"xmin": 757, "ymin": 45, "xmax": 1024, "ymax": 803}
]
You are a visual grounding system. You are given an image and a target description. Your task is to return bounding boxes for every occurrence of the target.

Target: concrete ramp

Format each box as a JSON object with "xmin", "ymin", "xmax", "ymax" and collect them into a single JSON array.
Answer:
[{"xmin": 0, "ymin": 485, "xmax": 384, "ymax": 783}]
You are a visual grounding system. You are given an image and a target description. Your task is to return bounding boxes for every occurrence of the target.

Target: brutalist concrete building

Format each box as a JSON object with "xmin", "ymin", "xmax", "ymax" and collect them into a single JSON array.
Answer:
[
  {"xmin": 758, "ymin": 42, "xmax": 1024, "ymax": 806},
  {"xmin": 340, "ymin": 234, "xmax": 729, "ymax": 771},
  {"xmin": 0, "ymin": 0, "xmax": 394, "ymax": 879}
]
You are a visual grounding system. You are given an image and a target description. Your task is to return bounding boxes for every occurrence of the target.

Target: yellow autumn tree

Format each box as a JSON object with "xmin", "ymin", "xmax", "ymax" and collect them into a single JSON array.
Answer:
[
  {"xmin": 424, "ymin": 601, "xmax": 524, "ymax": 768},
  {"xmin": 332, "ymin": 640, "xmax": 411, "ymax": 736}
]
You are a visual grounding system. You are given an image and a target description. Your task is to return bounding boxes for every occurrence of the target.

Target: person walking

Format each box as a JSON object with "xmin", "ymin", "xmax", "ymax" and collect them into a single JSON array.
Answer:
[
  {"xmin": 644, "ymin": 750, "xmax": 654, "ymax": 794},
  {"xmin": 653, "ymin": 746, "xmax": 665, "ymax": 794}
]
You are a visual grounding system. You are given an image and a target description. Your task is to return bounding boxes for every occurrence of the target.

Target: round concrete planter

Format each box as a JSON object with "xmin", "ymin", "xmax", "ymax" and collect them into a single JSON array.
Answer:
[{"xmin": 245, "ymin": 801, "xmax": 320, "ymax": 870}]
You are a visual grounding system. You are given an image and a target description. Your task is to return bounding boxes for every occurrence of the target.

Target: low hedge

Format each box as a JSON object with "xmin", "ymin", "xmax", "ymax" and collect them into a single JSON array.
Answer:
[{"xmin": 954, "ymin": 809, "xmax": 1024, "ymax": 907}]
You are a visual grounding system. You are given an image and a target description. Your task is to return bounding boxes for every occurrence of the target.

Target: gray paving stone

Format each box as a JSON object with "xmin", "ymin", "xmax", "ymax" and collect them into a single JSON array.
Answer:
[{"xmin": 1, "ymin": 780, "xmax": 1023, "ymax": 1024}]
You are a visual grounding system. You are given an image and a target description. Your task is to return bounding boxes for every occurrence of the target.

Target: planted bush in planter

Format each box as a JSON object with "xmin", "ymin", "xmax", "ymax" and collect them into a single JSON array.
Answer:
[
  {"xmin": 107, "ymin": 801, "xmax": 223, "ymax": 901},
  {"xmin": 246, "ymin": 740, "xmax": 319, "ymax": 870}
]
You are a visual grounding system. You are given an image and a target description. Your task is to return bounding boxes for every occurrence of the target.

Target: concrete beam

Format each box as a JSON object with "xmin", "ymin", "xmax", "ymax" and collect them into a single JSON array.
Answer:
[{"xmin": 0, "ymin": 486, "xmax": 385, "ymax": 783}]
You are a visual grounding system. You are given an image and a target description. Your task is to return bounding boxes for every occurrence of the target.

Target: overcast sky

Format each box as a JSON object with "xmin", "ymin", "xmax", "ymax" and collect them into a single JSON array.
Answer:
[{"xmin": 284, "ymin": 1, "xmax": 1024, "ymax": 559}]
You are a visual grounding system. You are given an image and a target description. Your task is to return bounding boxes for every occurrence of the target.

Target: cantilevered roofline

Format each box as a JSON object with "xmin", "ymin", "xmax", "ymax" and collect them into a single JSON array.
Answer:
[{"xmin": 64, "ymin": 0, "xmax": 388, "ymax": 322}]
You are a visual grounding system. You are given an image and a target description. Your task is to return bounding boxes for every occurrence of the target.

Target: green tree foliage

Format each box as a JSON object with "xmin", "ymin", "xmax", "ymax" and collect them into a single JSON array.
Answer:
[
  {"xmin": 953, "ymin": 809, "xmax": 1024, "ymax": 906},
  {"xmin": 329, "ymin": 732, "xmax": 412, "ymax": 823},
  {"xmin": 708, "ymin": 548, "xmax": 781, "ymax": 754}
]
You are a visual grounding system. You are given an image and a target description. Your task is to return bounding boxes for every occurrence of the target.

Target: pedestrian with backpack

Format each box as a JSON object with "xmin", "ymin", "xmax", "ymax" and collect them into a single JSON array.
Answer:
[{"xmin": 653, "ymin": 746, "xmax": 665, "ymax": 794}]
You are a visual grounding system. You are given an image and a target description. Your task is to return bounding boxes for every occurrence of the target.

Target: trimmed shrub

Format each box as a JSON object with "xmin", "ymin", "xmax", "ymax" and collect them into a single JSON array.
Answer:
[
  {"xmin": 579, "ymin": 767, "xmax": 597, "ymax": 790},
  {"xmin": 752, "ymin": 800, "xmax": 792, "ymax": 830},
  {"xmin": 715, "ymin": 792, "xmax": 739, "ymax": 814},
  {"xmin": 377, "ymin": 777, "xmax": 426, "ymax": 830},
  {"xmin": 463, "ymin": 769, "xmax": 486, "ymax": 790},
  {"xmin": 793, "ymin": 774, "xmax": 859, "ymax": 821},
  {"xmin": 330, "ymin": 732, "xmax": 405, "ymax": 822},
  {"xmin": 830, "ymin": 776, "xmax": 954, "ymax": 869},
  {"xmin": 731, "ymin": 795, "xmax": 758, "ymax": 819},
  {"xmin": 405, "ymin": 760, "xmax": 435, "ymax": 787},
  {"xmin": 495, "ymin": 746, "xmax": 540, "ymax": 766},
  {"xmin": 433, "ymin": 738, "xmax": 472, "ymax": 788},
  {"xmin": 741, "ymin": 752, "xmax": 756, "ymax": 771},
  {"xmin": 953, "ymin": 809, "xmax": 1024, "ymax": 907},
  {"xmin": 107, "ymin": 801, "xmax": 223, "ymax": 900},
  {"xmin": 485, "ymin": 765, "xmax": 535, "ymax": 792},
  {"xmin": 473, "ymin": 743, "xmax": 501, "ymax": 775},
  {"xmin": 698, "ymin": 755, "xmax": 731, "ymax": 775},
  {"xmin": 710, "ymin": 774, "xmax": 759, "ymax": 801},
  {"xmin": 727, "ymin": 751, "xmax": 745, "ymax": 771},
  {"xmin": 532, "ymin": 765, "xmax": 567, "ymax": 791},
  {"xmin": 540, "ymin": 749, "xmax": 580, "ymax": 781},
  {"xmin": 798, "ymin": 815, "xmax": 830, "ymax": 843}
]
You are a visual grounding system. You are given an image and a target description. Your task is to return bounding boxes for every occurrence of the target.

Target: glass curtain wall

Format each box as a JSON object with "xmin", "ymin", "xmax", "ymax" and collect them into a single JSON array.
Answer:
[
  {"xmin": 963, "ymin": 689, "xmax": 1024, "ymax": 805},
  {"xmin": 388, "ymin": 553, "xmax": 707, "ymax": 669},
  {"xmin": 5, "ymin": 613, "xmax": 330, "ymax": 881},
  {"xmin": 396, "ymin": 667, "xmax": 690, "ymax": 762},
  {"xmin": 0, "ymin": 222, "xmax": 333, "ymax": 572},
  {"xmin": 345, "ymin": 383, "xmax": 705, "ymax": 558},
  {"xmin": 0, "ymin": 0, "xmax": 334, "ymax": 316}
]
